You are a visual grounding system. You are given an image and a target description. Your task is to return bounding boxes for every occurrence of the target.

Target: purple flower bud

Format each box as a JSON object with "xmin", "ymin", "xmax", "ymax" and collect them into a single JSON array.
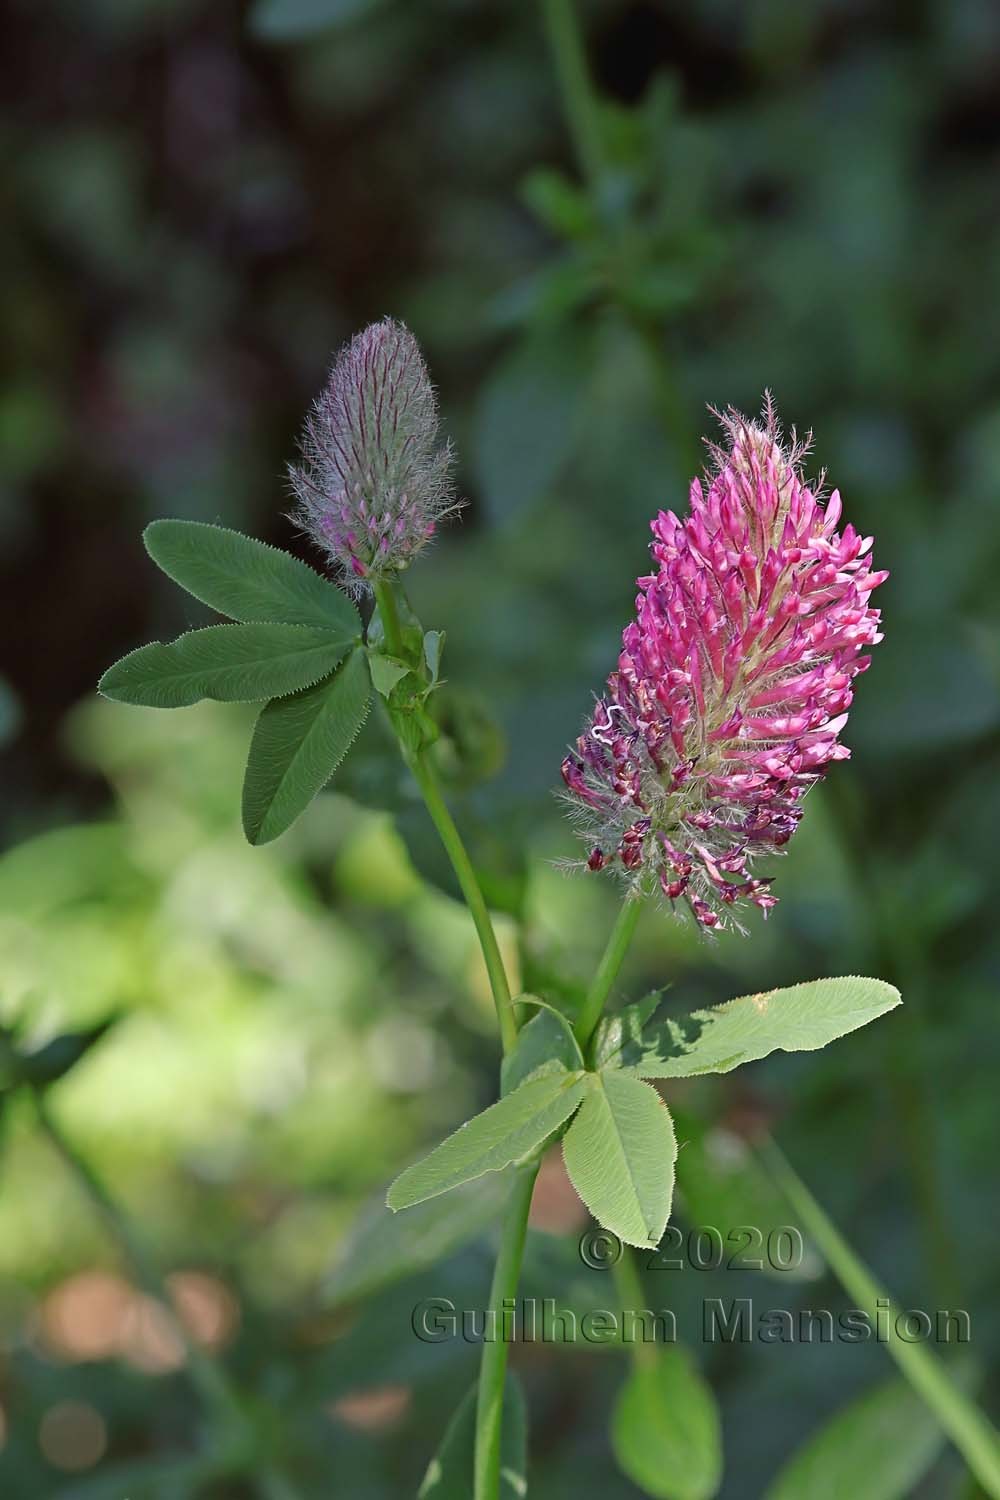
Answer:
[
  {"xmin": 289, "ymin": 319, "xmax": 459, "ymax": 585},
  {"xmin": 561, "ymin": 397, "xmax": 887, "ymax": 932}
]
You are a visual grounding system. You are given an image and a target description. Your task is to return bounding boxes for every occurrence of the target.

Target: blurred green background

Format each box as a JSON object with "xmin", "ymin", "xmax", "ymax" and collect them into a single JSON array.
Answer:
[{"xmin": 2, "ymin": 0, "xmax": 999, "ymax": 1495}]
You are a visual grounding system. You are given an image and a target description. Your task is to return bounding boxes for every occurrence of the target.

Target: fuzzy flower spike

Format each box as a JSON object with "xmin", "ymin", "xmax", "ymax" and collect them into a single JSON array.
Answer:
[
  {"xmin": 290, "ymin": 318, "xmax": 458, "ymax": 584},
  {"xmin": 561, "ymin": 397, "xmax": 887, "ymax": 930}
]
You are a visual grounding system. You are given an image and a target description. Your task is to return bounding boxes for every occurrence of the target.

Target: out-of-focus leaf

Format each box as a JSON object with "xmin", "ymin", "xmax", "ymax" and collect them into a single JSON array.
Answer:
[
  {"xmin": 671, "ymin": 1109, "xmax": 822, "ymax": 1282},
  {"xmin": 602, "ymin": 978, "xmax": 901, "ymax": 1078},
  {"xmin": 324, "ymin": 1173, "xmax": 510, "ymax": 1308},
  {"xmin": 432, "ymin": 686, "xmax": 507, "ymax": 788},
  {"xmin": 387, "ymin": 1071, "xmax": 586, "ymax": 1212},
  {"xmin": 144, "ymin": 520, "xmax": 361, "ymax": 633},
  {"xmin": 521, "ymin": 168, "xmax": 596, "ymax": 241},
  {"xmin": 611, "ymin": 1345, "xmax": 722, "ymax": 1500},
  {"xmin": 562, "ymin": 1072, "xmax": 677, "ymax": 1249},
  {"xmin": 10, "ymin": 1018, "xmax": 117, "ymax": 1091},
  {"xmin": 0, "ymin": 824, "xmax": 135, "ymax": 917},
  {"xmin": 242, "ymin": 646, "xmax": 371, "ymax": 843},
  {"xmin": 419, "ymin": 1373, "xmax": 527, "ymax": 1499},
  {"xmin": 474, "ymin": 328, "xmax": 591, "ymax": 524},
  {"xmin": 98, "ymin": 624, "xmax": 351, "ymax": 708},
  {"xmin": 56, "ymin": 1453, "xmax": 224, "ymax": 1500},
  {"xmin": 764, "ymin": 1375, "xmax": 953, "ymax": 1500}
]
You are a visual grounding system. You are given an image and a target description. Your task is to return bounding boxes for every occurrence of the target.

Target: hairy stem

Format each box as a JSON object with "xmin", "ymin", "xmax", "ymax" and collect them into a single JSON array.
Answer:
[
  {"xmin": 574, "ymin": 895, "xmax": 642, "ymax": 1051},
  {"xmin": 762, "ymin": 1137, "xmax": 1000, "ymax": 1498},
  {"xmin": 474, "ymin": 1163, "xmax": 538, "ymax": 1500},
  {"xmin": 33, "ymin": 1090, "xmax": 302, "ymax": 1500},
  {"xmin": 372, "ymin": 577, "xmax": 518, "ymax": 1053}
]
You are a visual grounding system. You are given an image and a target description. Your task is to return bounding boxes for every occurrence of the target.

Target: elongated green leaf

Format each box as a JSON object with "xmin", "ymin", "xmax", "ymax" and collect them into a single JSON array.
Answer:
[
  {"xmin": 612, "ymin": 1346, "xmax": 722, "ymax": 1500},
  {"xmin": 324, "ymin": 1174, "xmax": 509, "ymax": 1309},
  {"xmin": 501, "ymin": 1002, "xmax": 583, "ymax": 1096},
  {"xmin": 99, "ymin": 624, "xmax": 350, "ymax": 708},
  {"xmin": 387, "ymin": 1071, "xmax": 587, "ymax": 1212},
  {"xmin": 242, "ymin": 646, "xmax": 371, "ymax": 844},
  {"xmin": 602, "ymin": 977, "xmax": 901, "ymax": 1079},
  {"xmin": 562, "ymin": 1072, "xmax": 677, "ymax": 1249},
  {"xmin": 419, "ymin": 1374, "xmax": 527, "ymax": 1499},
  {"xmin": 144, "ymin": 519, "xmax": 360, "ymax": 633},
  {"xmin": 765, "ymin": 1375, "xmax": 956, "ymax": 1500}
]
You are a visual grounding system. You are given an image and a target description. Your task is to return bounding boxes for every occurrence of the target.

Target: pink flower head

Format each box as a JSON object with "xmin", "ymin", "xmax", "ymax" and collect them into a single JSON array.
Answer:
[
  {"xmin": 290, "ymin": 319, "xmax": 459, "ymax": 585},
  {"xmin": 561, "ymin": 397, "xmax": 887, "ymax": 931}
]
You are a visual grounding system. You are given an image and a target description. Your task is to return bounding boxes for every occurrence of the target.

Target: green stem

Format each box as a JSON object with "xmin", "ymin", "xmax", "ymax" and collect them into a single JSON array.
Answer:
[
  {"xmin": 762, "ymin": 1137, "xmax": 1000, "ymax": 1498},
  {"xmin": 372, "ymin": 577, "xmax": 517, "ymax": 1053},
  {"xmin": 542, "ymin": 0, "xmax": 606, "ymax": 190},
  {"xmin": 574, "ymin": 896, "xmax": 642, "ymax": 1051},
  {"xmin": 474, "ymin": 1163, "xmax": 539, "ymax": 1500},
  {"xmin": 408, "ymin": 750, "xmax": 518, "ymax": 1053},
  {"xmin": 33, "ymin": 1091, "xmax": 303, "ymax": 1500},
  {"xmin": 372, "ymin": 577, "xmax": 405, "ymax": 658},
  {"xmin": 611, "ymin": 1246, "xmax": 657, "ymax": 1369}
]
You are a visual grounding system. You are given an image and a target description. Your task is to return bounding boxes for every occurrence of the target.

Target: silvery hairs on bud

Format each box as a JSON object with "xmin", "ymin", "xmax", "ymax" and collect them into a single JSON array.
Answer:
[{"xmin": 289, "ymin": 318, "xmax": 460, "ymax": 585}]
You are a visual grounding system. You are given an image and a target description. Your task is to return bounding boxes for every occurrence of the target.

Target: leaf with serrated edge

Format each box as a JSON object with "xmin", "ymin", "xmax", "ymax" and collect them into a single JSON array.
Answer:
[
  {"xmin": 602, "ymin": 977, "xmax": 901, "ymax": 1079},
  {"xmin": 501, "ymin": 1001, "xmax": 583, "ymax": 1096},
  {"xmin": 99, "ymin": 624, "xmax": 351, "ymax": 708},
  {"xmin": 563, "ymin": 1071, "xmax": 677, "ymax": 1249},
  {"xmin": 612, "ymin": 1346, "xmax": 722, "ymax": 1500},
  {"xmin": 387, "ymin": 1070, "xmax": 587, "ymax": 1212},
  {"xmin": 144, "ymin": 519, "xmax": 360, "ymax": 633},
  {"xmin": 242, "ymin": 646, "xmax": 371, "ymax": 844}
]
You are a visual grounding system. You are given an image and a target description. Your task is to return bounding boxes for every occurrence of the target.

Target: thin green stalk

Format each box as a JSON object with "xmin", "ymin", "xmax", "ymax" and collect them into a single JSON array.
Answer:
[
  {"xmin": 33, "ymin": 1091, "xmax": 303, "ymax": 1500},
  {"xmin": 574, "ymin": 895, "xmax": 642, "ymax": 1051},
  {"xmin": 372, "ymin": 578, "xmax": 518, "ymax": 1053},
  {"xmin": 407, "ymin": 749, "xmax": 518, "ymax": 1052},
  {"xmin": 542, "ymin": 0, "xmax": 606, "ymax": 191},
  {"xmin": 611, "ymin": 1245, "xmax": 657, "ymax": 1369},
  {"xmin": 474, "ymin": 1163, "xmax": 539, "ymax": 1500},
  {"xmin": 762, "ymin": 1137, "xmax": 1000, "ymax": 1498}
]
